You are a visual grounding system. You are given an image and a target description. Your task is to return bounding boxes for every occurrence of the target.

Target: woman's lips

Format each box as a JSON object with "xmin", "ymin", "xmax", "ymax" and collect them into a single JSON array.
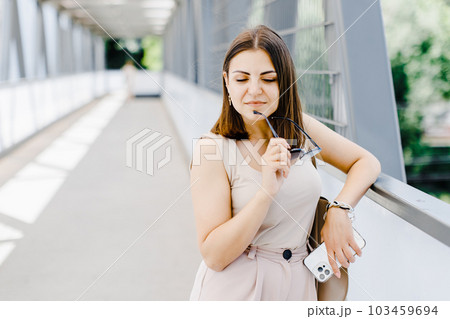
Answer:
[{"xmin": 245, "ymin": 101, "xmax": 266, "ymax": 107}]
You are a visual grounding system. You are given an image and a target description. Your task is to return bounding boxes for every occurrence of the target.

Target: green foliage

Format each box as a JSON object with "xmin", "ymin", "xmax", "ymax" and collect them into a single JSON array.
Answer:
[
  {"xmin": 383, "ymin": 0, "xmax": 450, "ymax": 202},
  {"xmin": 382, "ymin": 0, "xmax": 450, "ymax": 106},
  {"xmin": 105, "ymin": 39, "xmax": 144, "ymax": 69},
  {"xmin": 105, "ymin": 36, "xmax": 162, "ymax": 70},
  {"xmin": 397, "ymin": 108, "xmax": 428, "ymax": 163},
  {"xmin": 383, "ymin": 0, "xmax": 450, "ymax": 152},
  {"xmin": 391, "ymin": 52, "xmax": 409, "ymax": 105},
  {"xmin": 141, "ymin": 36, "xmax": 163, "ymax": 71}
]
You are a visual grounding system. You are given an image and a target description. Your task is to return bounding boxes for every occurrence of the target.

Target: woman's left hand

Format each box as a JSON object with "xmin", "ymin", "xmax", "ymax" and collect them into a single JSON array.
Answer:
[{"xmin": 320, "ymin": 208, "xmax": 362, "ymax": 278}]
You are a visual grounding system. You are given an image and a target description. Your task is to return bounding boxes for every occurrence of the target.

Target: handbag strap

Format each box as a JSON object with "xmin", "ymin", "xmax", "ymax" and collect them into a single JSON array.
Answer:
[
  {"xmin": 309, "ymin": 156, "xmax": 349, "ymax": 301},
  {"xmin": 307, "ymin": 155, "xmax": 320, "ymax": 248}
]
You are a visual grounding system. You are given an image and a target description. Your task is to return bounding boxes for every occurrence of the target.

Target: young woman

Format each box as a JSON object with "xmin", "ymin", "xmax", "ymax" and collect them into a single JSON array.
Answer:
[{"xmin": 189, "ymin": 25, "xmax": 381, "ymax": 301}]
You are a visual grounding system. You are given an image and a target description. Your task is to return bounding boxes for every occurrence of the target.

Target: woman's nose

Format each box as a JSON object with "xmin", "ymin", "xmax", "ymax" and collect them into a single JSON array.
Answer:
[{"xmin": 248, "ymin": 79, "xmax": 262, "ymax": 95}]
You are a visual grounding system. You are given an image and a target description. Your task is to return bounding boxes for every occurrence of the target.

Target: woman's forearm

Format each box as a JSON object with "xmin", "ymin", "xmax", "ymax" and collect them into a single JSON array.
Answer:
[
  {"xmin": 321, "ymin": 154, "xmax": 381, "ymax": 276},
  {"xmin": 333, "ymin": 154, "xmax": 381, "ymax": 208},
  {"xmin": 201, "ymin": 190, "xmax": 273, "ymax": 272}
]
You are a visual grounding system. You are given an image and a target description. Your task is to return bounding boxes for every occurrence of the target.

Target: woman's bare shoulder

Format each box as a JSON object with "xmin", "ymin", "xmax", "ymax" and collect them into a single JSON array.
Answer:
[{"xmin": 190, "ymin": 132, "xmax": 227, "ymax": 174}]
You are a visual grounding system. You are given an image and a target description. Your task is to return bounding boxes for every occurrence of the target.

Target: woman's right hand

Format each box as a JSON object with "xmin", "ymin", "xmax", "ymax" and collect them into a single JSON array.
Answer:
[{"xmin": 260, "ymin": 138, "xmax": 291, "ymax": 197}]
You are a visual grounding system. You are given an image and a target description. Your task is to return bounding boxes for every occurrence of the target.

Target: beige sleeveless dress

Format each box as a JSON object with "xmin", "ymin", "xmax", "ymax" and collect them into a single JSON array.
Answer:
[{"xmin": 189, "ymin": 132, "xmax": 322, "ymax": 300}]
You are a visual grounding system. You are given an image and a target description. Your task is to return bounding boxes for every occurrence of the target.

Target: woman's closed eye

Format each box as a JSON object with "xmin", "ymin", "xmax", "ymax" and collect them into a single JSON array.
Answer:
[{"xmin": 235, "ymin": 78, "xmax": 277, "ymax": 83}]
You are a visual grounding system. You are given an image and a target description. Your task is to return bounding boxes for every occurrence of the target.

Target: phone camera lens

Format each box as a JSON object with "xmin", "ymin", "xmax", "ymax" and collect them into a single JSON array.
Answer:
[
  {"xmin": 320, "ymin": 274, "xmax": 325, "ymax": 280},
  {"xmin": 325, "ymin": 269, "xmax": 330, "ymax": 275},
  {"xmin": 318, "ymin": 267, "xmax": 323, "ymax": 272}
]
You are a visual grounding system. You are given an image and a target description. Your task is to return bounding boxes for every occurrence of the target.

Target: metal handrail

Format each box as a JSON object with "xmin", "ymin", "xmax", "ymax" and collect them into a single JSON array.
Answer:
[
  {"xmin": 0, "ymin": 70, "xmax": 109, "ymax": 88},
  {"xmin": 319, "ymin": 161, "xmax": 450, "ymax": 247}
]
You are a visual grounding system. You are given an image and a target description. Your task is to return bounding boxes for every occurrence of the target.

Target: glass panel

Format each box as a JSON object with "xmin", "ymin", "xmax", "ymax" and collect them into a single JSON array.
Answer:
[
  {"xmin": 248, "ymin": 0, "xmax": 265, "ymax": 27},
  {"xmin": 0, "ymin": 0, "xmax": 3, "ymax": 77},
  {"xmin": 298, "ymin": 73, "xmax": 333, "ymax": 120},
  {"xmin": 294, "ymin": 0, "xmax": 334, "ymax": 126}
]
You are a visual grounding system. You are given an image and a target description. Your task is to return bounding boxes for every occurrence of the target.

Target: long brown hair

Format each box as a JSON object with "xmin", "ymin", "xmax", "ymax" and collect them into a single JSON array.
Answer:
[{"xmin": 212, "ymin": 25, "xmax": 305, "ymax": 148}]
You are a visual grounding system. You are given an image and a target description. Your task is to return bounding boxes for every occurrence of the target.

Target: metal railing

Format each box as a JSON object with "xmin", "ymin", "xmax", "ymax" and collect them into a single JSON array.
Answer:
[{"xmin": 320, "ymin": 162, "xmax": 450, "ymax": 247}]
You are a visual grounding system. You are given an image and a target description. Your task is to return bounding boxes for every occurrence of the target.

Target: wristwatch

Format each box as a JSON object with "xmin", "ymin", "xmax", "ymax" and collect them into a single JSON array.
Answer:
[{"xmin": 323, "ymin": 200, "xmax": 355, "ymax": 222}]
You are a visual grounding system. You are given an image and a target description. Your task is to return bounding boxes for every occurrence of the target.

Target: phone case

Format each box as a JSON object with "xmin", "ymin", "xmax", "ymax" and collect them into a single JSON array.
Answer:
[{"xmin": 303, "ymin": 227, "xmax": 366, "ymax": 283}]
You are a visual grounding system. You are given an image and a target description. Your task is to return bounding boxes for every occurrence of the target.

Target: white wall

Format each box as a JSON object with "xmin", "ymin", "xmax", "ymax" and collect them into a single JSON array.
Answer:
[
  {"xmin": 0, "ymin": 71, "xmax": 124, "ymax": 155},
  {"xmin": 161, "ymin": 72, "xmax": 222, "ymax": 158}
]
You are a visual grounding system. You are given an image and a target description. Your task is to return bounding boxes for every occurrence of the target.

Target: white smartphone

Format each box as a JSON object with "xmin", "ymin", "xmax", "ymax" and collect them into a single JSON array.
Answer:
[{"xmin": 303, "ymin": 228, "xmax": 366, "ymax": 283}]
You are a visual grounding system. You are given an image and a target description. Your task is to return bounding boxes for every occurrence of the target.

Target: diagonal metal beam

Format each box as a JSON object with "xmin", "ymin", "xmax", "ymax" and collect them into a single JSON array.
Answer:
[
  {"xmin": 0, "ymin": 0, "xmax": 12, "ymax": 81},
  {"xmin": 36, "ymin": 0, "xmax": 49, "ymax": 77},
  {"xmin": 11, "ymin": 0, "xmax": 26, "ymax": 78}
]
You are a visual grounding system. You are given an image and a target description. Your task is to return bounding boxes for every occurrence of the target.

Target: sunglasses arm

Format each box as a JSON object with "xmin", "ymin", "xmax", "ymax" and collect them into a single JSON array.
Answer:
[
  {"xmin": 253, "ymin": 110, "xmax": 280, "ymax": 138},
  {"xmin": 269, "ymin": 116, "xmax": 320, "ymax": 149}
]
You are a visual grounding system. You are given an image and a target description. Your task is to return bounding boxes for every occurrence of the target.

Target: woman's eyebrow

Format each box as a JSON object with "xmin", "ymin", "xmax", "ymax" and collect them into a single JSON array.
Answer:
[{"xmin": 231, "ymin": 70, "xmax": 276, "ymax": 75}]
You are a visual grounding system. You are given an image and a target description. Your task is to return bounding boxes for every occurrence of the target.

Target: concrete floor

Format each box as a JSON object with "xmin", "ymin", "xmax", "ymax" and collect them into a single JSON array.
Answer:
[{"xmin": 0, "ymin": 93, "xmax": 201, "ymax": 300}]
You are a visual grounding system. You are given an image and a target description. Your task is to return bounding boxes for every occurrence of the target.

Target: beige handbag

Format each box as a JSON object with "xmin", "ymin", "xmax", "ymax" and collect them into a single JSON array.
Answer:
[{"xmin": 309, "ymin": 157, "xmax": 349, "ymax": 301}]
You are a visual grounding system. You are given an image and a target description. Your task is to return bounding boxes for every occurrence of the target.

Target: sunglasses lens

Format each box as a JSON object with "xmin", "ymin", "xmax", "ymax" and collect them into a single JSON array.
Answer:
[
  {"xmin": 309, "ymin": 148, "xmax": 322, "ymax": 157},
  {"xmin": 268, "ymin": 117, "xmax": 321, "ymax": 160},
  {"xmin": 290, "ymin": 149, "xmax": 304, "ymax": 161},
  {"xmin": 300, "ymin": 148, "xmax": 322, "ymax": 160}
]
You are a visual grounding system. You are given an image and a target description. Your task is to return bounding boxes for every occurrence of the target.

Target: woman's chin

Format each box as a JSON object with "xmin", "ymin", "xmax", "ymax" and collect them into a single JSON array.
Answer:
[{"xmin": 241, "ymin": 113, "xmax": 264, "ymax": 125}]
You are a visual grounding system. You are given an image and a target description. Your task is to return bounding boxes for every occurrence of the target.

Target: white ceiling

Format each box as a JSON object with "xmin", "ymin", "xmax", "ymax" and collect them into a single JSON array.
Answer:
[{"xmin": 41, "ymin": 0, "xmax": 179, "ymax": 38}]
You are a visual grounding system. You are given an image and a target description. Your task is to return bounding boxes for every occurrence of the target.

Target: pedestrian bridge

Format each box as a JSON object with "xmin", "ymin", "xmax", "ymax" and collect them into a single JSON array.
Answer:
[{"xmin": 0, "ymin": 0, "xmax": 448, "ymax": 300}]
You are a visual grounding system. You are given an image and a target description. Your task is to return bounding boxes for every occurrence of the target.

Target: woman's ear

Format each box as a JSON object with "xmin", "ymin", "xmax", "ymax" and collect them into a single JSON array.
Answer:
[{"xmin": 223, "ymin": 71, "xmax": 229, "ymax": 89}]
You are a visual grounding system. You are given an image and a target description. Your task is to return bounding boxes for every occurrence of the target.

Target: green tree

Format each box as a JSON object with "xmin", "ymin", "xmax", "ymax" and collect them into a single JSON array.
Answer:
[
  {"xmin": 141, "ymin": 36, "xmax": 163, "ymax": 71},
  {"xmin": 382, "ymin": 0, "xmax": 450, "ymax": 203},
  {"xmin": 383, "ymin": 0, "xmax": 450, "ymax": 106}
]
